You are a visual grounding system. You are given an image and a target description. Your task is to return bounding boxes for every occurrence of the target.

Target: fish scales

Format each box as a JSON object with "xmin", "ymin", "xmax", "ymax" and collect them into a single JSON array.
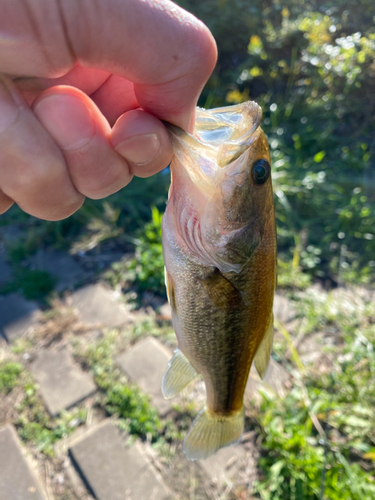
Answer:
[{"xmin": 161, "ymin": 101, "xmax": 276, "ymax": 460}]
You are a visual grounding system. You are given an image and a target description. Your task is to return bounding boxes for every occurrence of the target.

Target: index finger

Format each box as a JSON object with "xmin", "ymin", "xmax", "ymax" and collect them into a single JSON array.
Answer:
[{"xmin": 0, "ymin": 0, "xmax": 217, "ymax": 131}]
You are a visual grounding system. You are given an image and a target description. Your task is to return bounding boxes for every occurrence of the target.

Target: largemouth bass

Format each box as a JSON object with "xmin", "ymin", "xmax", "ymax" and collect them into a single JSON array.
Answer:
[{"xmin": 162, "ymin": 101, "xmax": 276, "ymax": 460}]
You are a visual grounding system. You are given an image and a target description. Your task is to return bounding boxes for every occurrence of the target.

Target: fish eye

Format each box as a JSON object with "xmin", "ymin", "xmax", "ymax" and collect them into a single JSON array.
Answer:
[{"xmin": 251, "ymin": 159, "xmax": 271, "ymax": 185}]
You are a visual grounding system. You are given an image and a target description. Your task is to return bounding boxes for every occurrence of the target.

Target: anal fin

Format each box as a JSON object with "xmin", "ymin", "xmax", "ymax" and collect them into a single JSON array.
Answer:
[
  {"xmin": 162, "ymin": 348, "xmax": 198, "ymax": 399},
  {"xmin": 253, "ymin": 314, "xmax": 274, "ymax": 379}
]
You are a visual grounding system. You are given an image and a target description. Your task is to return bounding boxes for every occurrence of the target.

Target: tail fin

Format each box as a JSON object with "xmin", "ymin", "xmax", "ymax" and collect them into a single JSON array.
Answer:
[{"xmin": 182, "ymin": 406, "xmax": 244, "ymax": 461}]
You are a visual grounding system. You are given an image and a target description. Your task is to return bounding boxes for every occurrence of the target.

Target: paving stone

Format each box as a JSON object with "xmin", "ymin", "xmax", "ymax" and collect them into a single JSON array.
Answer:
[
  {"xmin": 70, "ymin": 283, "xmax": 132, "ymax": 327},
  {"xmin": 30, "ymin": 249, "xmax": 83, "ymax": 291},
  {"xmin": 201, "ymin": 444, "xmax": 247, "ymax": 485},
  {"xmin": 0, "ymin": 293, "xmax": 40, "ymax": 342},
  {"xmin": 273, "ymin": 293, "xmax": 297, "ymax": 324},
  {"xmin": 246, "ymin": 358, "xmax": 290, "ymax": 403},
  {"xmin": 0, "ymin": 224, "xmax": 24, "ymax": 245},
  {"xmin": 69, "ymin": 421, "xmax": 170, "ymax": 500},
  {"xmin": 117, "ymin": 337, "xmax": 172, "ymax": 415},
  {"xmin": 0, "ymin": 253, "xmax": 12, "ymax": 286},
  {"xmin": 0, "ymin": 425, "xmax": 46, "ymax": 500},
  {"xmin": 30, "ymin": 347, "xmax": 96, "ymax": 417}
]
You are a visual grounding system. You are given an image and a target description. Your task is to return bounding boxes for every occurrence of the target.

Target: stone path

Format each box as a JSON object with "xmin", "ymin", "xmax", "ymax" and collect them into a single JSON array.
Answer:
[
  {"xmin": 0, "ymin": 425, "xmax": 46, "ymax": 500},
  {"xmin": 69, "ymin": 421, "xmax": 171, "ymax": 500},
  {"xmin": 117, "ymin": 337, "xmax": 173, "ymax": 416},
  {"xmin": 201, "ymin": 444, "xmax": 248, "ymax": 486},
  {"xmin": 30, "ymin": 347, "xmax": 96, "ymax": 417},
  {"xmin": 0, "ymin": 246, "xmax": 301, "ymax": 499},
  {"xmin": 70, "ymin": 283, "xmax": 133, "ymax": 327},
  {"xmin": 30, "ymin": 249, "xmax": 84, "ymax": 292},
  {"xmin": 0, "ymin": 293, "xmax": 40, "ymax": 342},
  {"xmin": 0, "ymin": 252, "xmax": 12, "ymax": 286}
]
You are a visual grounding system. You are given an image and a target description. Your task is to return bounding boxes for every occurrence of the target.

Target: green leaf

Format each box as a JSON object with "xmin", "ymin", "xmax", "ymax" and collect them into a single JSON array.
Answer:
[{"xmin": 314, "ymin": 150, "xmax": 326, "ymax": 163}]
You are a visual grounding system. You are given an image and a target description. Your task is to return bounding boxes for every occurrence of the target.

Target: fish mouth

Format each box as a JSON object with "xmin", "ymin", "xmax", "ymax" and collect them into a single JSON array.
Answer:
[
  {"xmin": 194, "ymin": 101, "xmax": 263, "ymax": 153},
  {"xmin": 167, "ymin": 101, "xmax": 263, "ymax": 173}
]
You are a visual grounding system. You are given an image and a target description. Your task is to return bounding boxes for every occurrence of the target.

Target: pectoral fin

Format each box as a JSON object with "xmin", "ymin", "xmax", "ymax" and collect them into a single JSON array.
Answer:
[
  {"xmin": 164, "ymin": 268, "xmax": 176, "ymax": 311},
  {"xmin": 253, "ymin": 314, "xmax": 274, "ymax": 379},
  {"xmin": 199, "ymin": 268, "xmax": 243, "ymax": 310},
  {"xmin": 162, "ymin": 348, "xmax": 198, "ymax": 399}
]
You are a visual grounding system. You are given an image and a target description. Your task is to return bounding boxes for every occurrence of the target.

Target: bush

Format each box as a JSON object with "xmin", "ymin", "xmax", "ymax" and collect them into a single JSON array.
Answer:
[
  {"xmin": 127, "ymin": 206, "xmax": 165, "ymax": 295},
  {"xmin": 176, "ymin": 0, "xmax": 375, "ymax": 284}
]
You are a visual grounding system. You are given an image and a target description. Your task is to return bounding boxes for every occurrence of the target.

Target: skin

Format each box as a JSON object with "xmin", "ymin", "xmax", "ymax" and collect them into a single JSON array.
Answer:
[
  {"xmin": 0, "ymin": 0, "xmax": 217, "ymax": 220},
  {"xmin": 163, "ymin": 125, "xmax": 276, "ymax": 416}
]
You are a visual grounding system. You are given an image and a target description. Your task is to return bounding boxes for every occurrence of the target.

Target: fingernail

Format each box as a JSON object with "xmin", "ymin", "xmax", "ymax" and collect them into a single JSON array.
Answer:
[
  {"xmin": 0, "ymin": 77, "xmax": 20, "ymax": 133},
  {"xmin": 114, "ymin": 133, "xmax": 161, "ymax": 164},
  {"xmin": 34, "ymin": 95, "xmax": 95, "ymax": 150}
]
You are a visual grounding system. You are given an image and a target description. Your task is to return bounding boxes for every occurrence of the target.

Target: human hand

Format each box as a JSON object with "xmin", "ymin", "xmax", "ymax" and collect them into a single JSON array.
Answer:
[{"xmin": 0, "ymin": 0, "xmax": 217, "ymax": 220}]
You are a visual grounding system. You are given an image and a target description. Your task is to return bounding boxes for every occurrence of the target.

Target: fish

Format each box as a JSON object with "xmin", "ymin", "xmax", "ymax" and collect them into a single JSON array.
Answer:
[{"xmin": 161, "ymin": 101, "xmax": 276, "ymax": 461}]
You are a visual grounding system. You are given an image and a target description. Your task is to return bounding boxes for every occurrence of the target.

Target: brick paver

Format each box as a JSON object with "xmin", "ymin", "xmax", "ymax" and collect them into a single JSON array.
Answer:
[
  {"xmin": 0, "ymin": 253, "xmax": 12, "ymax": 286},
  {"xmin": 0, "ymin": 293, "xmax": 40, "ymax": 342},
  {"xmin": 30, "ymin": 249, "xmax": 83, "ymax": 292},
  {"xmin": 69, "ymin": 421, "xmax": 170, "ymax": 500},
  {"xmin": 70, "ymin": 284, "xmax": 132, "ymax": 327},
  {"xmin": 117, "ymin": 337, "xmax": 172, "ymax": 415},
  {"xmin": 201, "ymin": 444, "xmax": 248, "ymax": 485},
  {"xmin": 30, "ymin": 347, "xmax": 96, "ymax": 416},
  {"xmin": 0, "ymin": 425, "xmax": 46, "ymax": 500}
]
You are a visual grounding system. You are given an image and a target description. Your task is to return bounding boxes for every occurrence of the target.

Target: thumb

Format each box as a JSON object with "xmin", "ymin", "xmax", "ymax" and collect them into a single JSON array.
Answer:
[{"xmin": 0, "ymin": 0, "xmax": 217, "ymax": 132}]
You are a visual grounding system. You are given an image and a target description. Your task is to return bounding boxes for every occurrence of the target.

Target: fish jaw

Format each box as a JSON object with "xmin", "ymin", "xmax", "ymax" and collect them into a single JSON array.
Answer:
[{"xmin": 163, "ymin": 125, "xmax": 273, "ymax": 274}]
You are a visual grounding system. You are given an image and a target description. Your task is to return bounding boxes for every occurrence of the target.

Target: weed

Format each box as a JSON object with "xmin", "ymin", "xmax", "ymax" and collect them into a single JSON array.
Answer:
[
  {"xmin": 74, "ymin": 330, "xmax": 161, "ymax": 440},
  {"xmin": 254, "ymin": 388, "xmax": 375, "ymax": 500},
  {"xmin": 0, "ymin": 268, "xmax": 55, "ymax": 301},
  {"xmin": 0, "ymin": 362, "xmax": 87, "ymax": 456},
  {"xmin": 16, "ymin": 406, "xmax": 87, "ymax": 457},
  {"xmin": 106, "ymin": 384, "xmax": 161, "ymax": 439},
  {"xmin": 254, "ymin": 291, "xmax": 375, "ymax": 499},
  {"xmin": 0, "ymin": 362, "xmax": 23, "ymax": 394},
  {"xmin": 6, "ymin": 230, "xmax": 40, "ymax": 264},
  {"xmin": 129, "ymin": 317, "xmax": 175, "ymax": 343},
  {"xmin": 10, "ymin": 338, "xmax": 34, "ymax": 355},
  {"xmin": 127, "ymin": 206, "xmax": 165, "ymax": 295},
  {"xmin": 277, "ymin": 259, "xmax": 312, "ymax": 290},
  {"xmin": 14, "ymin": 378, "xmax": 87, "ymax": 456}
]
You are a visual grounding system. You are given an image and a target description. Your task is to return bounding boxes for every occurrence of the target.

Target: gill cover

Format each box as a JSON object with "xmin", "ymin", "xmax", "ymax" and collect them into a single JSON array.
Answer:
[{"xmin": 165, "ymin": 101, "xmax": 266, "ymax": 273}]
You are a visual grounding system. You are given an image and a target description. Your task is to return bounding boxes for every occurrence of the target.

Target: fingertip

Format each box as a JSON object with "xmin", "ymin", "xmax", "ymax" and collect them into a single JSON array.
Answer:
[{"xmin": 111, "ymin": 109, "xmax": 173, "ymax": 178}]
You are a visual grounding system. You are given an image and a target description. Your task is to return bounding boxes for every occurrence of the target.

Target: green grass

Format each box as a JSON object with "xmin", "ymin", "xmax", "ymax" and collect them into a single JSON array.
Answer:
[
  {"xmin": 123, "ymin": 206, "xmax": 165, "ymax": 296},
  {"xmin": 0, "ymin": 362, "xmax": 23, "ymax": 395},
  {"xmin": 0, "ymin": 362, "xmax": 87, "ymax": 456},
  {"xmin": 254, "ymin": 388, "xmax": 375, "ymax": 500},
  {"xmin": 253, "ymin": 289, "xmax": 375, "ymax": 499},
  {"xmin": 0, "ymin": 268, "xmax": 55, "ymax": 301},
  {"xmin": 15, "ymin": 379, "xmax": 87, "ymax": 457},
  {"xmin": 73, "ymin": 331, "xmax": 162, "ymax": 441},
  {"xmin": 106, "ymin": 384, "xmax": 161, "ymax": 439}
]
